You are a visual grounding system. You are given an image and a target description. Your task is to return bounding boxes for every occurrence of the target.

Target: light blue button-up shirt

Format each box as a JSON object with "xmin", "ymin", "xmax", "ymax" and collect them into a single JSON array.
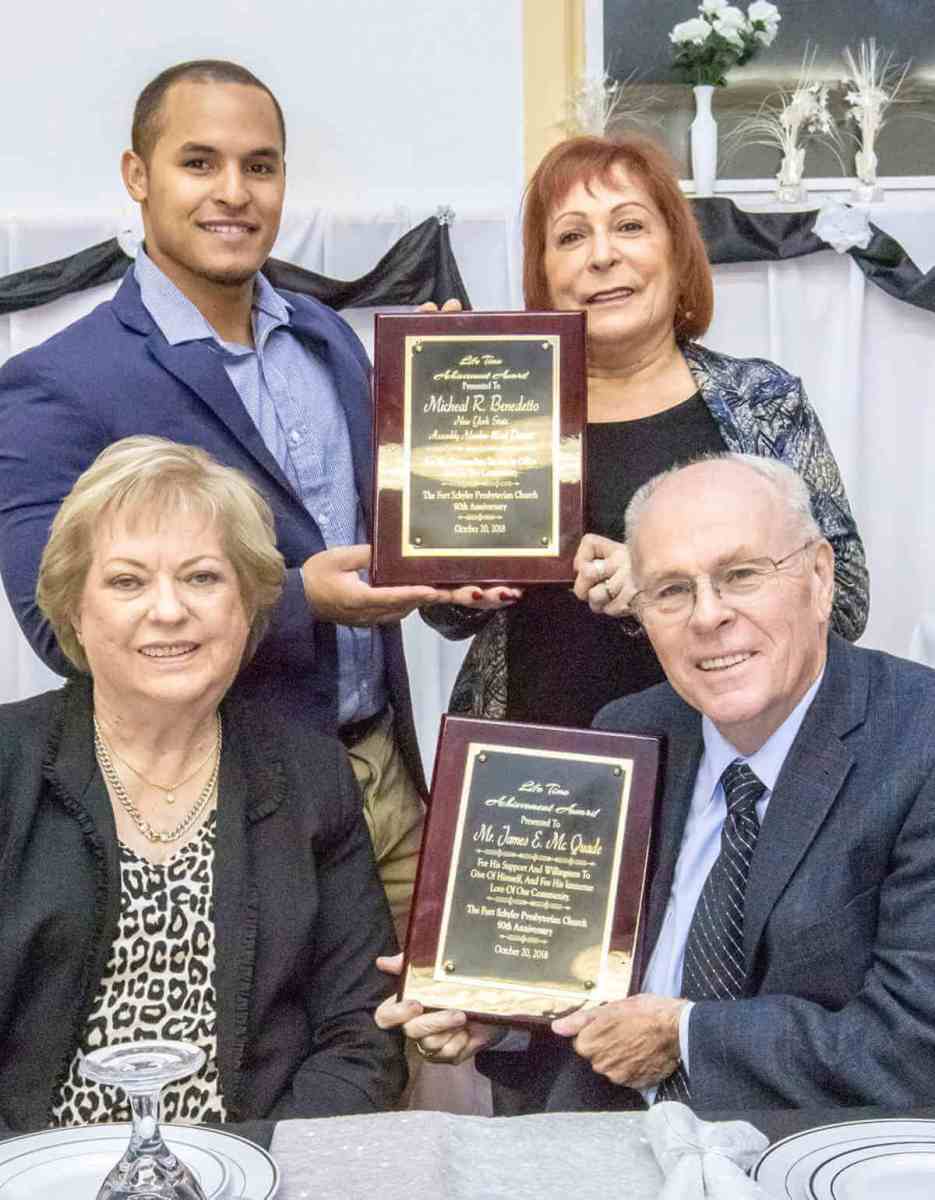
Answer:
[{"xmin": 134, "ymin": 248, "xmax": 385, "ymax": 725}]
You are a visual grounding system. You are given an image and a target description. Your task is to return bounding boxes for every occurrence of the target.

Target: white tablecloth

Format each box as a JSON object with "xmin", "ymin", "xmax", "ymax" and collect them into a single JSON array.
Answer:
[{"xmin": 269, "ymin": 1110, "xmax": 662, "ymax": 1200}]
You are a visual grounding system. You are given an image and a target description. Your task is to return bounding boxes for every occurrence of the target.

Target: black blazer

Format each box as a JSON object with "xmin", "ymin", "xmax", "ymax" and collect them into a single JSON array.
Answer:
[{"xmin": 0, "ymin": 680, "xmax": 406, "ymax": 1134}]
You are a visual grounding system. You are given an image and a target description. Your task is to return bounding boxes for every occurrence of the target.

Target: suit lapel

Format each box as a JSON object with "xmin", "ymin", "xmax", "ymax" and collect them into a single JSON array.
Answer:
[
  {"xmin": 743, "ymin": 636, "xmax": 867, "ymax": 969},
  {"xmin": 114, "ymin": 269, "xmax": 374, "ymax": 520},
  {"xmin": 288, "ymin": 302, "xmax": 374, "ymax": 525},
  {"xmin": 642, "ymin": 728, "xmax": 704, "ymax": 957},
  {"xmin": 212, "ymin": 703, "xmax": 287, "ymax": 1119},
  {"xmin": 147, "ymin": 337, "xmax": 299, "ymax": 499}
]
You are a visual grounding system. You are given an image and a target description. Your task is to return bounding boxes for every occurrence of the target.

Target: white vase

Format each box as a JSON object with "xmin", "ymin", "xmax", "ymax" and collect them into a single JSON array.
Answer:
[
  {"xmin": 852, "ymin": 146, "xmax": 883, "ymax": 204},
  {"xmin": 690, "ymin": 85, "xmax": 718, "ymax": 198},
  {"xmin": 776, "ymin": 147, "xmax": 808, "ymax": 206}
]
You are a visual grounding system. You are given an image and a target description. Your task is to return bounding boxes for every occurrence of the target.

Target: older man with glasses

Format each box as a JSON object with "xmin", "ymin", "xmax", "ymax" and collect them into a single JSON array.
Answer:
[
  {"xmin": 541, "ymin": 452, "xmax": 935, "ymax": 1111},
  {"xmin": 383, "ymin": 452, "xmax": 935, "ymax": 1114}
]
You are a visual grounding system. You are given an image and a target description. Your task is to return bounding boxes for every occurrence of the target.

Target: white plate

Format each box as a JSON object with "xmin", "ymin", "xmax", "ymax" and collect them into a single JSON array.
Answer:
[
  {"xmin": 751, "ymin": 1119, "xmax": 935, "ymax": 1199},
  {"xmin": 808, "ymin": 1141, "xmax": 935, "ymax": 1200},
  {"xmin": 0, "ymin": 1124, "xmax": 278, "ymax": 1200}
]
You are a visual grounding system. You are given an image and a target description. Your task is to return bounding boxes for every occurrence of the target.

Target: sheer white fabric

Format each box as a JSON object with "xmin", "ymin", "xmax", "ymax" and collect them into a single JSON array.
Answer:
[{"xmin": 2, "ymin": 203, "xmax": 933, "ymax": 775}]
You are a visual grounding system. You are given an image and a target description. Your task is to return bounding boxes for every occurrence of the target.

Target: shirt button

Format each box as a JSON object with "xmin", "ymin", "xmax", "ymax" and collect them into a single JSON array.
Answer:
[{"xmin": 289, "ymin": 430, "xmax": 301, "ymax": 445}]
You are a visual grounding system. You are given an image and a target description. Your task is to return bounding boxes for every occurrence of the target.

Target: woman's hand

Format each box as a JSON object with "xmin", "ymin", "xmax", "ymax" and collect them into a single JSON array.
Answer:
[
  {"xmin": 419, "ymin": 299, "xmax": 463, "ymax": 313},
  {"xmin": 375, "ymin": 953, "xmax": 505, "ymax": 1064},
  {"xmin": 573, "ymin": 534, "xmax": 636, "ymax": 616},
  {"xmin": 443, "ymin": 584, "xmax": 522, "ymax": 610}
]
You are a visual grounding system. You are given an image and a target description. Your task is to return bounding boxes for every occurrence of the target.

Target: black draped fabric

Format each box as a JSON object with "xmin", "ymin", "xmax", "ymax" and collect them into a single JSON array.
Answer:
[
  {"xmin": 850, "ymin": 227, "xmax": 935, "ymax": 313},
  {"xmin": 0, "ymin": 216, "xmax": 471, "ymax": 316},
  {"xmin": 264, "ymin": 218, "xmax": 471, "ymax": 310},
  {"xmin": 0, "ymin": 238, "xmax": 129, "ymax": 316},
  {"xmin": 1, "ymin": 200, "xmax": 933, "ymax": 317},
  {"xmin": 690, "ymin": 197, "xmax": 935, "ymax": 315},
  {"xmin": 692, "ymin": 197, "xmax": 827, "ymax": 263}
]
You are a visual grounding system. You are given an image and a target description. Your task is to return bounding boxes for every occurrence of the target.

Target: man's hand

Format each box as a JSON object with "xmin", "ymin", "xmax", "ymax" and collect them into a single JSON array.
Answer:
[
  {"xmin": 374, "ymin": 953, "xmax": 503, "ymax": 1065},
  {"xmin": 572, "ymin": 534, "xmax": 636, "ymax": 616},
  {"xmin": 302, "ymin": 545, "xmax": 452, "ymax": 625},
  {"xmin": 551, "ymin": 994, "xmax": 687, "ymax": 1088}
]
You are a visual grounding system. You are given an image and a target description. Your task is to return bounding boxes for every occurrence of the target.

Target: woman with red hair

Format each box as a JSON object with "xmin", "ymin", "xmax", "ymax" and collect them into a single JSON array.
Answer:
[{"xmin": 424, "ymin": 133, "xmax": 867, "ymax": 730}]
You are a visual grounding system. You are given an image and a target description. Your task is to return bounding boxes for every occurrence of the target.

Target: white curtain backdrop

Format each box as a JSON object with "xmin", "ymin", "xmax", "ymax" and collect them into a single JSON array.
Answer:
[{"xmin": 2, "ymin": 201, "xmax": 933, "ymax": 772}]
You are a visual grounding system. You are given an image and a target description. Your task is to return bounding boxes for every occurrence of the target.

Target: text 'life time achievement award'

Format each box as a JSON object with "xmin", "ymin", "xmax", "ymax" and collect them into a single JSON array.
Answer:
[
  {"xmin": 370, "ymin": 311, "xmax": 586, "ymax": 586},
  {"xmin": 400, "ymin": 717, "xmax": 662, "ymax": 1027}
]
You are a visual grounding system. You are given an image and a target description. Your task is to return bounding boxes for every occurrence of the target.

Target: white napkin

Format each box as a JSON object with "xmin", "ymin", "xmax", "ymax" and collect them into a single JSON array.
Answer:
[{"xmin": 646, "ymin": 1101, "xmax": 771, "ymax": 1199}]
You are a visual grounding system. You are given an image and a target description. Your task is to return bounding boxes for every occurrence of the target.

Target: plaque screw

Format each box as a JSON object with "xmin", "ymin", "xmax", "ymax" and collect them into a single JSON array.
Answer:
[
  {"xmin": 613, "ymin": 767, "xmax": 622, "ymax": 777},
  {"xmin": 584, "ymin": 980, "xmax": 596, "ymax": 990},
  {"xmin": 414, "ymin": 536, "xmax": 422, "ymax": 546},
  {"xmin": 478, "ymin": 752, "xmax": 487, "ymax": 763},
  {"xmin": 542, "ymin": 342, "xmax": 551, "ymax": 350},
  {"xmin": 443, "ymin": 960, "xmax": 456, "ymax": 974},
  {"xmin": 414, "ymin": 340, "xmax": 423, "ymax": 352},
  {"xmin": 540, "ymin": 536, "xmax": 548, "ymax": 546}
]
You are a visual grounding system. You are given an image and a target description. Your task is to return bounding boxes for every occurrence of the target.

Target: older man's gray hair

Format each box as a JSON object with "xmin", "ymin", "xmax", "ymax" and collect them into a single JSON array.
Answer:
[{"xmin": 624, "ymin": 453, "xmax": 822, "ymax": 555}]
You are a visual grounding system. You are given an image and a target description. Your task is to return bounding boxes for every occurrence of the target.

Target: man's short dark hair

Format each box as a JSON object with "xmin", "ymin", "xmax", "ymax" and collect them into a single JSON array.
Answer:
[{"xmin": 132, "ymin": 60, "xmax": 286, "ymax": 161}]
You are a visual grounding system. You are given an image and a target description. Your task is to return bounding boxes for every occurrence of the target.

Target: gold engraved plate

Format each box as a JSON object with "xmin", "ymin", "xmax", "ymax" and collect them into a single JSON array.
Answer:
[
  {"xmin": 404, "ymin": 742, "xmax": 639, "ymax": 1020},
  {"xmin": 401, "ymin": 335, "xmax": 561, "ymax": 559}
]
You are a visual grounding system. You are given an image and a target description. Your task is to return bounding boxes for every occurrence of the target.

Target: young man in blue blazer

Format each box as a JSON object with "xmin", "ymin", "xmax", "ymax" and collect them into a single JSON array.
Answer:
[{"xmin": 0, "ymin": 60, "xmax": 447, "ymax": 933}]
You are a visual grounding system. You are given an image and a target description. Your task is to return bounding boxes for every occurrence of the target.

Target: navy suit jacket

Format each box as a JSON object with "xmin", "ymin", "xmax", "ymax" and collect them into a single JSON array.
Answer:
[
  {"xmin": 0, "ymin": 270, "xmax": 424, "ymax": 791},
  {"xmin": 484, "ymin": 635, "xmax": 935, "ymax": 1110}
]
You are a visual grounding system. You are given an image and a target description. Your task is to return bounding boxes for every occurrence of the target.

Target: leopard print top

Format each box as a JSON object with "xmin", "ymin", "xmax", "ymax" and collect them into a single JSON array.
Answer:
[{"xmin": 50, "ymin": 812, "xmax": 227, "ymax": 1126}]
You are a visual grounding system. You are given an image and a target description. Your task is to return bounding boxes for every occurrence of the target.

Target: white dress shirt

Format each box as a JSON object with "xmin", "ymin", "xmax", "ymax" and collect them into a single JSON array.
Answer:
[{"xmin": 641, "ymin": 669, "xmax": 825, "ymax": 1095}]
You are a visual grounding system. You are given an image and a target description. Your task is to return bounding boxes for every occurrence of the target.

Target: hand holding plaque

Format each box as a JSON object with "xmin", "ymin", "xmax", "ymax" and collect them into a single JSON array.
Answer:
[
  {"xmin": 398, "ymin": 717, "xmax": 662, "ymax": 1028},
  {"xmin": 371, "ymin": 312, "xmax": 586, "ymax": 587}
]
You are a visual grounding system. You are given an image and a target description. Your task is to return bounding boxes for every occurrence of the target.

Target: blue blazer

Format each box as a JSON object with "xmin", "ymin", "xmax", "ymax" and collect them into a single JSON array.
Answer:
[
  {"xmin": 0, "ymin": 270, "xmax": 424, "ymax": 790},
  {"xmin": 483, "ymin": 635, "xmax": 935, "ymax": 1110}
]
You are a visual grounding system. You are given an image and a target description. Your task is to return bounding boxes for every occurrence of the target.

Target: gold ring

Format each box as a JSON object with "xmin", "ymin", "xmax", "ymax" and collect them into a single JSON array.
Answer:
[{"xmin": 415, "ymin": 1040, "xmax": 442, "ymax": 1061}]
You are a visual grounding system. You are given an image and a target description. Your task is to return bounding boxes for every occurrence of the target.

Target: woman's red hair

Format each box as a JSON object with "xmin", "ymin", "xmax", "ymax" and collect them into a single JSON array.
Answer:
[{"xmin": 522, "ymin": 133, "xmax": 713, "ymax": 342}]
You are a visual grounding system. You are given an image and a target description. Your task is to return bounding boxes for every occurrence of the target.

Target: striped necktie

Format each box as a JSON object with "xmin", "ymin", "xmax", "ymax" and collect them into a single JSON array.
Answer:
[{"xmin": 655, "ymin": 759, "xmax": 765, "ymax": 1103}]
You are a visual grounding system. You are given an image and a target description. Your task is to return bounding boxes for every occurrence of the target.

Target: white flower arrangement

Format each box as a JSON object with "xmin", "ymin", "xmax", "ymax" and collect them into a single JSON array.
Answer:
[
  {"xmin": 562, "ymin": 71, "xmax": 661, "ymax": 138},
  {"xmin": 670, "ymin": 0, "xmax": 780, "ymax": 86},
  {"xmin": 841, "ymin": 39, "xmax": 910, "ymax": 195},
  {"xmin": 726, "ymin": 49, "xmax": 841, "ymax": 203}
]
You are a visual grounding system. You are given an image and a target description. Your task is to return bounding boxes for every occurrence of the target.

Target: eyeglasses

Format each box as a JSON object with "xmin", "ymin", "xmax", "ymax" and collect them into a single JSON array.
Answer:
[{"xmin": 629, "ymin": 540, "xmax": 817, "ymax": 626}]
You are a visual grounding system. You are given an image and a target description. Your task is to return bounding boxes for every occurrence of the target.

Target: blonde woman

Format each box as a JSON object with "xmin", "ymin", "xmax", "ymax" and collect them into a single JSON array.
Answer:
[{"xmin": 0, "ymin": 435, "xmax": 403, "ymax": 1134}]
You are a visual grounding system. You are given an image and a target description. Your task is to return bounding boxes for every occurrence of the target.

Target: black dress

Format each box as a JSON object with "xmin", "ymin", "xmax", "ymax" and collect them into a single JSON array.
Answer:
[{"xmin": 505, "ymin": 393, "xmax": 725, "ymax": 726}]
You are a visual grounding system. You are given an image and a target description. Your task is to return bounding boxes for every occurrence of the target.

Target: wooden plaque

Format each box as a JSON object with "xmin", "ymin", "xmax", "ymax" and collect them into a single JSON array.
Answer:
[
  {"xmin": 400, "ymin": 716, "xmax": 663, "ymax": 1028},
  {"xmin": 371, "ymin": 311, "xmax": 586, "ymax": 586}
]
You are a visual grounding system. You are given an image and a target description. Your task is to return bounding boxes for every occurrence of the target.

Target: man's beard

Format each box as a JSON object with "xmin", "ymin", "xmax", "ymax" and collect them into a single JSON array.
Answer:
[{"xmin": 197, "ymin": 265, "xmax": 260, "ymax": 288}]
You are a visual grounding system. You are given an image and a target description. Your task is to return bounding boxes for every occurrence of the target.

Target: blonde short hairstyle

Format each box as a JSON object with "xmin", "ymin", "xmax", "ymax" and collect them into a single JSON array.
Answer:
[{"xmin": 37, "ymin": 436, "xmax": 285, "ymax": 672}]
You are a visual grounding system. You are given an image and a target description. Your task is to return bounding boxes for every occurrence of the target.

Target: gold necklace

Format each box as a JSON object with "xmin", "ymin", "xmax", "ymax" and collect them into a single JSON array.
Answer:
[
  {"xmin": 93, "ymin": 715, "xmax": 222, "ymax": 844},
  {"xmin": 94, "ymin": 715, "xmax": 220, "ymax": 805}
]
